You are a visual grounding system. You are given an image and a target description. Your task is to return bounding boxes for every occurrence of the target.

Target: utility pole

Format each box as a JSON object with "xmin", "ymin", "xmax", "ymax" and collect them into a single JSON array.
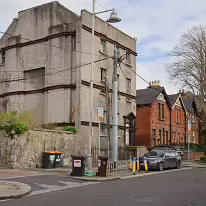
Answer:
[
  {"xmin": 105, "ymin": 77, "xmax": 110, "ymax": 158},
  {"xmin": 112, "ymin": 45, "xmax": 118, "ymax": 164}
]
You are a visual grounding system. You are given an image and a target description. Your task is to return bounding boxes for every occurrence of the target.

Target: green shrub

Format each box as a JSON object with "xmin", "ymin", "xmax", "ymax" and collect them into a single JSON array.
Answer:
[
  {"xmin": 0, "ymin": 111, "xmax": 34, "ymax": 138},
  {"xmin": 200, "ymin": 156, "xmax": 206, "ymax": 162},
  {"xmin": 64, "ymin": 126, "xmax": 77, "ymax": 133},
  {"xmin": 13, "ymin": 122, "xmax": 29, "ymax": 135}
]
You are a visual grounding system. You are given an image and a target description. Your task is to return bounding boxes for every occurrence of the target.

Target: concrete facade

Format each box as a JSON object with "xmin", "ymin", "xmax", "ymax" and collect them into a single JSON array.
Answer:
[{"xmin": 0, "ymin": 2, "xmax": 137, "ymax": 150}]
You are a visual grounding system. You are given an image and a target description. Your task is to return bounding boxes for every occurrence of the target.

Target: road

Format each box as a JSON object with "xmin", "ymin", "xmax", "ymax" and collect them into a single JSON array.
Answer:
[{"xmin": 1, "ymin": 168, "xmax": 206, "ymax": 206}]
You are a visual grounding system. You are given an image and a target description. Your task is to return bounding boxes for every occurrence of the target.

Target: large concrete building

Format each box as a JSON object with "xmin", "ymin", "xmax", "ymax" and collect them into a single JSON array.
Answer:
[{"xmin": 0, "ymin": 2, "xmax": 137, "ymax": 148}]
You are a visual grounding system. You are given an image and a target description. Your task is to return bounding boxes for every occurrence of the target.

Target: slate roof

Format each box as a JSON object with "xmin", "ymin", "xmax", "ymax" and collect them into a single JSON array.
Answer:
[
  {"xmin": 183, "ymin": 98, "xmax": 193, "ymax": 113},
  {"xmin": 136, "ymin": 87, "xmax": 165, "ymax": 105},
  {"xmin": 168, "ymin": 94, "xmax": 179, "ymax": 107}
]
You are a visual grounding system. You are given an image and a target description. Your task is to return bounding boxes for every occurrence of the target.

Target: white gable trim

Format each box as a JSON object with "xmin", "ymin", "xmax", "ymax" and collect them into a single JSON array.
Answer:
[{"xmin": 157, "ymin": 93, "xmax": 166, "ymax": 102}]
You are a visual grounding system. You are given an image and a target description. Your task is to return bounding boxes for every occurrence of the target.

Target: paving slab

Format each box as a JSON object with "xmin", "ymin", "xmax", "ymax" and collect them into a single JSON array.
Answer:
[{"xmin": 0, "ymin": 181, "xmax": 31, "ymax": 200}]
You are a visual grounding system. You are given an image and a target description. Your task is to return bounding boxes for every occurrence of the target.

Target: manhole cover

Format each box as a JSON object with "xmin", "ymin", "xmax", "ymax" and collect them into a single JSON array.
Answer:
[{"xmin": 131, "ymin": 196, "xmax": 158, "ymax": 203}]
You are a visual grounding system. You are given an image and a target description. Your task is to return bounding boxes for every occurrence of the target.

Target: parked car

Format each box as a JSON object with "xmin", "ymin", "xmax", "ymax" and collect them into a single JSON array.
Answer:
[
  {"xmin": 150, "ymin": 145, "xmax": 184, "ymax": 157},
  {"xmin": 139, "ymin": 150, "xmax": 181, "ymax": 171}
]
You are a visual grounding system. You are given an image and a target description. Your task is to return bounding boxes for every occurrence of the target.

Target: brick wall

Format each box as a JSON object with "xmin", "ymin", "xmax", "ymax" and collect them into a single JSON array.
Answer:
[
  {"xmin": 135, "ymin": 106, "xmax": 151, "ymax": 148},
  {"xmin": 151, "ymin": 100, "xmax": 171, "ymax": 146},
  {"xmin": 171, "ymin": 104, "xmax": 186, "ymax": 144}
]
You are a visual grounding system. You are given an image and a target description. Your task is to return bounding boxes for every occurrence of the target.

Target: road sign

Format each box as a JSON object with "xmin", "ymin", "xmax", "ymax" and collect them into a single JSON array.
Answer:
[
  {"xmin": 98, "ymin": 104, "xmax": 104, "ymax": 121},
  {"xmin": 188, "ymin": 119, "xmax": 192, "ymax": 133}
]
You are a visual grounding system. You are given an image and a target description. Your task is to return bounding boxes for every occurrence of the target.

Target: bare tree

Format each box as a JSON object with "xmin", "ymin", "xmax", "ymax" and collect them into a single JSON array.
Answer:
[{"xmin": 166, "ymin": 25, "xmax": 206, "ymax": 114}]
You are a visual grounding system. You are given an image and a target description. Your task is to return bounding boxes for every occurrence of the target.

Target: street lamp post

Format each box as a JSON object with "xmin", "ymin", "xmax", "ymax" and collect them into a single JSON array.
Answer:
[{"xmin": 87, "ymin": 0, "xmax": 121, "ymax": 174}]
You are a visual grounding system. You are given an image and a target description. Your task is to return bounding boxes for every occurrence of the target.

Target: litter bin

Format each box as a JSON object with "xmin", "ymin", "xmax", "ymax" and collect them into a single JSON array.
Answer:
[
  {"xmin": 42, "ymin": 151, "xmax": 56, "ymax": 169},
  {"xmin": 71, "ymin": 156, "xmax": 86, "ymax": 176},
  {"xmin": 54, "ymin": 152, "xmax": 62, "ymax": 168},
  {"xmin": 97, "ymin": 156, "xmax": 108, "ymax": 177}
]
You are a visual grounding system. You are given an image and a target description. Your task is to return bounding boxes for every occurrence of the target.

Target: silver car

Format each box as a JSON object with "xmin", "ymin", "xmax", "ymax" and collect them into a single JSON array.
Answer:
[{"xmin": 139, "ymin": 150, "xmax": 181, "ymax": 171}]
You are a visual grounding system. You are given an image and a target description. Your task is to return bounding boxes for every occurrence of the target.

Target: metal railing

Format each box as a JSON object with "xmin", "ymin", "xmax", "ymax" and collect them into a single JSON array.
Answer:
[{"xmin": 106, "ymin": 160, "xmax": 130, "ymax": 175}]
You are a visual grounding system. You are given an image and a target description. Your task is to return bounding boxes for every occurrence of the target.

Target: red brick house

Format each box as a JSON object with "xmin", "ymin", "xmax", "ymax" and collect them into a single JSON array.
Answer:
[
  {"xmin": 182, "ymin": 97, "xmax": 200, "ymax": 144},
  {"xmin": 135, "ymin": 86, "xmax": 172, "ymax": 148},
  {"xmin": 168, "ymin": 94, "xmax": 187, "ymax": 144}
]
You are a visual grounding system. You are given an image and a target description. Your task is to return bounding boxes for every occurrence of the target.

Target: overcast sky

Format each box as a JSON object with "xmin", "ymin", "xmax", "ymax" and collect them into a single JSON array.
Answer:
[{"xmin": 1, "ymin": 0, "xmax": 206, "ymax": 94}]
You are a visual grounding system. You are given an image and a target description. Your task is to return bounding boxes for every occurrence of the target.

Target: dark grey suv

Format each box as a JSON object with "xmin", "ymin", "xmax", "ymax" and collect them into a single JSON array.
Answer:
[{"xmin": 140, "ymin": 150, "xmax": 181, "ymax": 171}]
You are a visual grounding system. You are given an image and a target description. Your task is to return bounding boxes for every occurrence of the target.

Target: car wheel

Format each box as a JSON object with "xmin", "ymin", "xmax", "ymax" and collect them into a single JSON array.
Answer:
[
  {"xmin": 158, "ymin": 162, "xmax": 164, "ymax": 171},
  {"xmin": 175, "ymin": 161, "xmax": 181, "ymax": 169}
]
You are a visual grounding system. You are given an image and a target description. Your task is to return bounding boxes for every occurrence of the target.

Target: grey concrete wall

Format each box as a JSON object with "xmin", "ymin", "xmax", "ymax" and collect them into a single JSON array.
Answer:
[{"xmin": 0, "ymin": 129, "xmax": 88, "ymax": 169}]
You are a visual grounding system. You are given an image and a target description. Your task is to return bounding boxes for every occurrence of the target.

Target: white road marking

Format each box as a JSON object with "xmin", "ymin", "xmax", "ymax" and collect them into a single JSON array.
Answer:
[
  {"xmin": 121, "ymin": 168, "xmax": 193, "ymax": 179},
  {"xmin": 29, "ymin": 182, "xmax": 99, "ymax": 196}
]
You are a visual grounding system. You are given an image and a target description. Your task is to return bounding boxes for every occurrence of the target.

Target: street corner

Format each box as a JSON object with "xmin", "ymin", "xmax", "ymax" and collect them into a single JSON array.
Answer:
[{"xmin": 0, "ymin": 181, "xmax": 31, "ymax": 200}]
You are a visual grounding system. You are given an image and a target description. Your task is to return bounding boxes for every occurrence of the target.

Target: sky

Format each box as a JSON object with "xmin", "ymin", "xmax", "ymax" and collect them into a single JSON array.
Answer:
[{"xmin": 1, "ymin": 0, "xmax": 206, "ymax": 94}]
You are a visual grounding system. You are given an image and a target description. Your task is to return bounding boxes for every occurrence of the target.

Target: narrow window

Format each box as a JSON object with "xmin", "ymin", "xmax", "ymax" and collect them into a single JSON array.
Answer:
[
  {"xmin": 1, "ymin": 50, "xmax": 5, "ymax": 64},
  {"xmin": 101, "ymin": 38, "xmax": 107, "ymax": 53},
  {"xmin": 126, "ymin": 51, "xmax": 131, "ymax": 64},
  {"xmin": 161, "ymin": 104, "xmax": 164, "ymax": 119},
  {"xmin": 126, "ymin": 78, "xmax": 131, "ymax": 94},
  {"xmin": 158, "ymin": 103, "xmax": 161, "ymax": 119},
  {"xmin": 100, "ymin": 68, "xmax": 106, "ymax": 82}
]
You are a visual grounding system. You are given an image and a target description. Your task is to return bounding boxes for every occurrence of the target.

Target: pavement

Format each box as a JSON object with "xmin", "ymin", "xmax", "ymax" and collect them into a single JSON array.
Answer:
[
  {"xmin": 0, "ymin": 167, "xmax": 206, "ymax": 205},
  {"xmin": 0, "ymin": 181, "xmax": 31, "ymax": 200}
]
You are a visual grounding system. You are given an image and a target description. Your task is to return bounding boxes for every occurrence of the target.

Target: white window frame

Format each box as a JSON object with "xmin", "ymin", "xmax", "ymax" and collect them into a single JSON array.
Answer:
[
  {"xmin": 100, "ymin": 68, "xmax": 106, "ymax": 82},
  {"xmin": 126, "ymin": 78, "xmax": 131, "ymax": 94}
]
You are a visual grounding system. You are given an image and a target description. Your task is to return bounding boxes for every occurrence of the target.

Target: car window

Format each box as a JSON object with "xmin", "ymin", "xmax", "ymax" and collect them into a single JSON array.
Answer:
[
  {"xmin": 165, "ymin": 152, "xmax": 171, "ymax": 157},
  {"xmin": 170, "ymin": 153, "xmax": 175, "ymax": 157},
  {"xmin": 146, "ymin": 151, "xmax": 164, "ymax": 157}
]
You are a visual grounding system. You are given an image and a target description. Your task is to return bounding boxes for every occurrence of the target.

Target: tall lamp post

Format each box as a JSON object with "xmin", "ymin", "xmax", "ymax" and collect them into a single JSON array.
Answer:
[{"xmin": 87, "ymin": 0, "xmax": 121, "ymax": 174}]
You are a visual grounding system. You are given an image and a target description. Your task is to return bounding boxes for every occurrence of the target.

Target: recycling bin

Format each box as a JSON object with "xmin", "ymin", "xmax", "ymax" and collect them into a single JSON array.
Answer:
[
  {"xmin": 54, "ymin": 152, "xmax": 62, "ymax": 168},
  {"xmin": 71, "ymin": 156, "xmax": 86, "ymax": 176},
  {"xmin": 42, "ymin": 151, "xmax": 56, "ymax": 169},
  {"xmin": 97, "ymin": 156, "xmax": 108, "ymax": 177}
]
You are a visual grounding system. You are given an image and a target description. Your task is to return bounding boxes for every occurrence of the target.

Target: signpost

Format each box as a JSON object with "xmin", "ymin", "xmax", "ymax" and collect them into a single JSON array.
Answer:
[{"xmin": 188, "ymin": 118, "xmax": 192, "ymax": 162}]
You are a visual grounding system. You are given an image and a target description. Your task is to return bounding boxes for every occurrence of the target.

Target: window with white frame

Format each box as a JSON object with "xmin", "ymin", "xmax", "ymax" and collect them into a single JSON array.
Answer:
[
  {"xmin": 125, "ymin": 123, "xmax": 130, "ymax": 145},
  {"xmin": 126, "ymin": 51, "xmax": 131, "ymax": 64},
  {"xmin": 193, "ymin": 131, "xmax": 196, "ymax": 143},
  {"xmin": 100, "ymin": 111, "xmax": 107, "ymax": 135},
  {"xmin": 101, "ymin": 38, "xmax": 107, "ymax": 53},
  {"xmin": 126, "ymin": 78, "xmax": 131, "ymax": 94}
]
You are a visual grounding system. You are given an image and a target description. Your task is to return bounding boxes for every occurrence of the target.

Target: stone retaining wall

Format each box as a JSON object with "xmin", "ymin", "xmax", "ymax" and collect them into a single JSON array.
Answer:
[{"xmin": 0, "ymin": 129, "xmax": 88, "ymax": 169}]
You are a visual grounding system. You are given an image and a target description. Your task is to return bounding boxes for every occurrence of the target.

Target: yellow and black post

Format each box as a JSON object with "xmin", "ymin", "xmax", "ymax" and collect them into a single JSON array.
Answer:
[
  {"xmin": 137, "ymin": 157, "xmax": 140, "ymax": 172},
  {"xmin": 129, "ymin": 156, "xmax": 133, "ymax": 171},
  {"xmin": 144, "ymin": 158, "xmax": 148, "ymax": 173},
  {"xmin": 133, "ymin": 157, "xmax": 137, "ymax": 175}
]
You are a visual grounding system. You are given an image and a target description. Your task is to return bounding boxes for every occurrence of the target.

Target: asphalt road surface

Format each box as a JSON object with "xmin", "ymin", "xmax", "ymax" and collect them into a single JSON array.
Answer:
[{"xmin": 1, "ymin": 168, "xmax": 206, "ymax": 206}]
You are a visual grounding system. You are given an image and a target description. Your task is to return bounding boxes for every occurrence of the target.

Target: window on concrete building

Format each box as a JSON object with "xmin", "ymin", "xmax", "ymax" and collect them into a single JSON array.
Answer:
[
  {"xmin": 24, "ymin": 68, "xmax": 45, "ymax": 91},
  {"xmin": 126, "ymin": 51, "xmax": 131, "ymax": 64},
  {"xmin": 72, "ymin": 35, "xmax": 76, "ymax": 50},
  {"xmin": 101, "ymin": 38, "xmax": 107, "ymax": 53},
  {"xmin": 100, "ymin": 68, "xmax": 106, "ymax": 82},
  {"xmin": 0, "ymin": 50, "xmax": 5, "ymax": 64},
  {"xmin": 100, "ymin": 122, "xmax": 106, "ymax": 135},
  {"xmin": 126, "ymin": 78, "xmax": 131, "ymax": 94},
  {"xmin": 125, "ymin": 123, "xmax": 130, "ymax": 146}
]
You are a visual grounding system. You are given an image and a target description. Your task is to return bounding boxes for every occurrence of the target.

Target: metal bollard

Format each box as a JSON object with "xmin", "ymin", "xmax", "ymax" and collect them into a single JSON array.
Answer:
[
  {"xmin": 129, "ymin": 156, "xmax": 133, "ymax": 170},
  {"xmin": 144, "ymin": 157, "xmax": 148, "ymax": 173},
  {"xmin": 133, "ymin": 157, "xmax": 137, "ymax": 175},
  {"xmin": 137, "ymin": 157, "xmax": 140, "ymax": 172}
]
